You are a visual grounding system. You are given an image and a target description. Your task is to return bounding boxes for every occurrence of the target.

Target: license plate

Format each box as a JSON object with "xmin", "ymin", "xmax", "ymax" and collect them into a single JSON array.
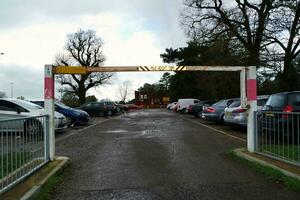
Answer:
[
  {"xmin": 266, "ymin": 113, "xmax": 275, "ymax": 117},
  {"xmin": 226, "ymin": 112, "xmax": 231, "ymax": 117}
]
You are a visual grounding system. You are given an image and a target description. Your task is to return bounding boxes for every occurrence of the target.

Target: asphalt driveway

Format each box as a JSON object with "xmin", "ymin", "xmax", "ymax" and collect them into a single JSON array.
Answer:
[{"xmin": 50, "ymin": 109, "xmax": 299, "ymax": 200}]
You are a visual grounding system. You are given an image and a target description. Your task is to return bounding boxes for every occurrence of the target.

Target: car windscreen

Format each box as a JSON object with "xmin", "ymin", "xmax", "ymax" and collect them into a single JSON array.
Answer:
[
  {"xmin": 56, "ymin": 102, "xmax": 71, "ymax": 109},
  {"xmin": 228, "ymin": 100, "xmax": 241, "ymax": 108},
  {"xmin": 288, "ymin": 93, "xmax": 300, "ymax": 110},
  {"xmin": 32, "ymin": 101, "xmax": 44, "ymax": 107},
  {"xmin": 265, "ymin": 94, "xmax": 285, "ymax": 108},
  {"xmin": 13, "ymin": 100, "xmax": 43, "ymax": 110}
]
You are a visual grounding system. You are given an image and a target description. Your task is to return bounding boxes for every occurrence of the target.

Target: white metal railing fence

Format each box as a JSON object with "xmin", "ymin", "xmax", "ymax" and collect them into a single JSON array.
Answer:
[
  {"xmin": 255, "ymin": 111, "xmax": 300, "ymax": 166},
  {"xmin": 0, "ymin": 115, "xmax": 49, "ymax": 194}
]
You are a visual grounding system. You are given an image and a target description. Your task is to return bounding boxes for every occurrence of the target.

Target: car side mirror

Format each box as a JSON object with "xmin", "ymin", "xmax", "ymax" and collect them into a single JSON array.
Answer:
[{"xmin": 16, "ymin": 108, "xmax": 21, "ymax": 114}]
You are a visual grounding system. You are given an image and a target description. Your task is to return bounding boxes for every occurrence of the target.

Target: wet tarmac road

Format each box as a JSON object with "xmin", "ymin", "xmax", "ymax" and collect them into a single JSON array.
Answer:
[{"xmin": 51, "ymin": 110, "xmax": 299, "ymax": 200}]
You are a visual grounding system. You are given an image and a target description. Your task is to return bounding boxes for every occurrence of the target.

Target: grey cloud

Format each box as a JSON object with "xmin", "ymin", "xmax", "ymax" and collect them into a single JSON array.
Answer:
[
  {"xmin": 0, "ymin": 64, "xmax": 44, "ymax": 99},
  {"xmin": 0, "ymin": 0, "xmax": 187, "ymax": 47}
]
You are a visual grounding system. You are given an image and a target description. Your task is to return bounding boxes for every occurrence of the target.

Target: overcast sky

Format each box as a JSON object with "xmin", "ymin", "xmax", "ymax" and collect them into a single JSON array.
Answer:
[{"xmin": 0, "ymin": 0, "xmax": 187, "ymax": 101}]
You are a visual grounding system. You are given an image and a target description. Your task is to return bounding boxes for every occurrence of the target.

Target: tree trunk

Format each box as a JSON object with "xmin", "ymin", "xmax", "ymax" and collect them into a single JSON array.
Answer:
[
  {"xmin": 247, "ymin": 49, "xmax": 260, "ymax": 67},
  {"xmin": 278, "ymin": 55, "xmax": 298, "ymax": 91},
  {"xmin": 78, "ymin": 84, "xmax": 86, "ymax": 106}
]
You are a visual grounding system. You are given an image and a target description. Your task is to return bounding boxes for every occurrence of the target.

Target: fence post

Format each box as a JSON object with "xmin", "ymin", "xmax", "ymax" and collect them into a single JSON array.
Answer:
[
  {"xmin": 44, "ymin": 65, "xmax": 55, "ymax": 161},
  {"xmin": 44, "ymin": 115, "xmax": 50, "ymax": 160},
  {"xmin": 247, "ymin": 66, "xmax": 257, "ymax": 153}
]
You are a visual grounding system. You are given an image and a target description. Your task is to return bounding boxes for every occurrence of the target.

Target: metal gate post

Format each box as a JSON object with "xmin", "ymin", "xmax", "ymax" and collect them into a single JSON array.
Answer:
[
  {"xmin": 44, "ymin": 65, "xmax": 55, "ymax": 161},
  {"xmin": 246, "ymin": 66, "xmax": 257, "ymax": 152}
]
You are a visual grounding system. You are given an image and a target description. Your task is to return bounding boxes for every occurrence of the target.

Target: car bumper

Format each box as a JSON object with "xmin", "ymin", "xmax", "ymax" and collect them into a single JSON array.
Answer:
[
  {"xmin": 73, "ymin": 116, "xmax": 90, "ymax": 125},
  {"xmin": 224, "ymin": 114, "xmax": 247, "ymax": 127},
  {"xmin": 202, "ymin": 113, "xmax": 219, "ymax": 121}
]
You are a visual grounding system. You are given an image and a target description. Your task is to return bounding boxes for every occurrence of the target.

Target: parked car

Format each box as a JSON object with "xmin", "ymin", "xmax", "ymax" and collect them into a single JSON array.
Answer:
[
  {"xmin": 31, "ymin": 101, "xmax": 90, "ymax": 127},
  {"xmin": 78, "ymin": 101, "xmax": 118, "ymax": 117},
  {"xmin": 188, "ymin": 100, "xmax": 217, "ymax": 118},
  {"xmin": 167, "ymin": 102, "xmax": 177, "ymax": 110},
  {"xmin": 0, "ymin": 99, "xmax": 67, "ymax": 133},
  {"xmin": 224, "ymin": 95, "xmax": 269, "ymax": 127},
  {"xmin": 202, "ymin": 98, "xmax": 237, "ymax": 123},
  {"xmin": 176, "ymin": 98, "xmax": 200, "ymax": 113},
  {"xmin": 260, "ymin": 91, "xmax": 300, "ymax": 135}
]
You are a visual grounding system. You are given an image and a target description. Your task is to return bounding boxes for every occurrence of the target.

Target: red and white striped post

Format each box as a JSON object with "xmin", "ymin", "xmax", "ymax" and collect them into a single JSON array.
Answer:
[
  {"xmin": 44, "ymin": 65, "xmax": 55, "ymax": 161},
  {"xmin": 246, "ymin": 66, "xmax": 257, "ymax": 153}
]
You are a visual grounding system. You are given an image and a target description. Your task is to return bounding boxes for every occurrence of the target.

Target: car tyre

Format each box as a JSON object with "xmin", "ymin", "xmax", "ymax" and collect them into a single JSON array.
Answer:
[
  {"xmin": 66, "ymin": 117, "xmax": 73, "ymax": 127},
  {"xmin": 218, "ymin": 114, "xmax": 225, "ymax": 124},
  {"xmin": 196, "ymin": 111, "xmax": 202, "ymax": 118}
]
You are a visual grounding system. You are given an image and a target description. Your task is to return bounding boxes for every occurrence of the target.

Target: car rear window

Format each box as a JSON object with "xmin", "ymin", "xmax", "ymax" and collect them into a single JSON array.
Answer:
[
  {"xmin": 288, "ymin": 93, "xmax": 300, "ymax": 109},
  {"xmin": 265, "ymin": 94, "xmax": 285, "ymax": 108},
  {"xmin": 228, "ymin": 100, "xmax": 240, "ymax": 108},
  {"xmin": 213, "ymin": 100, "xmax": 226, "ymax": 107}
]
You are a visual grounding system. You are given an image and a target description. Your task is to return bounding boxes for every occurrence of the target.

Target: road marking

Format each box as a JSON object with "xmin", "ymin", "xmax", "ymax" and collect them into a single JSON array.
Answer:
[
  {"xmin": 181, "ymin": 116, "xmax": 246, "ymax": 143},
  {"xmin": 56, "ymin": 119, "xmax": 109, "ymax": 142}
]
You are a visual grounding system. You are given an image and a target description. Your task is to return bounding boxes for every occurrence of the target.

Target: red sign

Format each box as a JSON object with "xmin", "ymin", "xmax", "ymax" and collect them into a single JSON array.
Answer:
[
  {"xmin": 247, "ymin": 79, "xmax": 257, "ymax": 101},
  {"xmin": 44, "ymin": 77, "xmax": 54, "ymax": 99}
]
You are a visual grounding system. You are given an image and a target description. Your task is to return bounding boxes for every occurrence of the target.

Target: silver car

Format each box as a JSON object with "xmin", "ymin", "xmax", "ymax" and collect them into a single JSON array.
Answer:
[
  {"xmin": 224, "ymin": 95, "xmax": 269, "ymax": 127},
  {"xmin": 0, "ymin": 99, "xmax": 67, "ymax": 133}
]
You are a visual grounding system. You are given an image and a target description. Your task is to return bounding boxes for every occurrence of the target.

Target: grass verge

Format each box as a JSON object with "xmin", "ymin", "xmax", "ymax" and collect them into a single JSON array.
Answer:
[
  {"xmin": 260, "ymin": 145, "xmax": 300, "ymax": 161},
  {"xmin": 227, "ymin": 150, "xmax": 300, "ymax": 192},
  {"xmin": 35, "ymin": 162, "xmax": 70, "ymax": 200}
]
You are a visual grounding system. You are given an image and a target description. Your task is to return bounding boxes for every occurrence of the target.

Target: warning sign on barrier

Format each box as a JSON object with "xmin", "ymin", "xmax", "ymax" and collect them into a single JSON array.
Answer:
[{"xmin": 138, "ymin": 66, "xmax": 186, "ymax": 71}]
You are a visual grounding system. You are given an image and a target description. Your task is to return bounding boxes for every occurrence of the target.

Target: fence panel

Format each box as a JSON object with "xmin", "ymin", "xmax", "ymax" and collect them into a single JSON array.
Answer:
[
  {"xmin": 255, "ymin": 111, "xmax": 300, "ymax": 166},
  {"xmin": 0, "ymin": 115, "xmax": 49, "ymax": 194}
]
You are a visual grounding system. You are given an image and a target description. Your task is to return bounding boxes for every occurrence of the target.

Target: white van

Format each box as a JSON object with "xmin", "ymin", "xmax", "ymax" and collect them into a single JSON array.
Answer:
[{"xmin": 176, "ymin": 98, "xmax": 200, "ymax": 113}]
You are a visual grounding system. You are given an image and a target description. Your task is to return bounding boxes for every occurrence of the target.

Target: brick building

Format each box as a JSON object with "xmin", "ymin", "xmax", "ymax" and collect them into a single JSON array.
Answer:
[{"xmin": 134, "ymin": 91, "xmax": 170, "ymax": 109}]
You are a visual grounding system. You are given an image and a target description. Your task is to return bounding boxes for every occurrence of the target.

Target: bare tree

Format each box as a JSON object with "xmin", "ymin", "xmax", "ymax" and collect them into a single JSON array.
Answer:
[
  {"xmin": 0, "ymin": 91, "xmax": 7, "ymax": 98},
  {"xmin": 116, "ymin": 81, "xmax": 132, "ymax": 103},
  {"xmin": 265, "ymin": 1, "xmax": 300, "ymax": 90},
  {"xmin": 55, "ymin": 29, "xmax": 114, "ymax": 105},
  {"xmin": 181, "ymin": 0, "xmax": 279, "ymax": 66}
]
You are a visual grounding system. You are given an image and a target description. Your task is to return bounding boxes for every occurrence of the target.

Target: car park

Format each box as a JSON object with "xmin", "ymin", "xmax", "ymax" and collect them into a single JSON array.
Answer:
[
  {"xmin": 31, "ymin": 100, "xmax": 90, "ymax": 127},
  {"xmin": 0, "ymin": 99, "xmax": 67, "ymax": 133},
  {"xmin": 79, "ymin": 101, "xmax": 119, "ymax": 117},
  {"xmin": 202, "ymin": 98, "xmax": 237, "ymax": 123},
  {"xmin": 224, "ymin": 95, "xmax": 269, "ymax": 127},
  {"xmin": 176, "ymin": 98, "xmax": 200, "ymax": 113}
]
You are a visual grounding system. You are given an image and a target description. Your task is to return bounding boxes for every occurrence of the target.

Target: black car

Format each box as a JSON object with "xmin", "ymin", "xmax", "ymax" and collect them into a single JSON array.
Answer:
[
  {"xmin": 189, "ymin": 100, "xmax": 217, "ymax": 118},
  {"xmin": 31, "ymin": 101, "xmax": 90, "ymax": 126},
  {"xmin": 260, "ymin": 91, "xmax": 300, "ymax": 136},
  {"xmin": 79, "ymin": 101, "xmax": 118, "ymax": 117}
]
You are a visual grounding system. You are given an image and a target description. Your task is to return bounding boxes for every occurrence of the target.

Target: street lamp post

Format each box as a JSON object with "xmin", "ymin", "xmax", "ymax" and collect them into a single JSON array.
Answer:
[{"xmin": 10, "ymin": 82, "xmax": 14, "ymax": 98}]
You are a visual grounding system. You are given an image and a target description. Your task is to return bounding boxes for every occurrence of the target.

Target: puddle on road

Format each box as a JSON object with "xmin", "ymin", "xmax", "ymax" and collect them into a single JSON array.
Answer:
[{"xmin": 104, "ymin": 130, "xmax": 129, "ymax": 133}]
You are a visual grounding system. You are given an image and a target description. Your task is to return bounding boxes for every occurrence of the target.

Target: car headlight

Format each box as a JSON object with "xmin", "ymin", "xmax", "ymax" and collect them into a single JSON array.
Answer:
[{"xmin": 73, "ymin": 112, "xmax": 81, "ymax": 116}]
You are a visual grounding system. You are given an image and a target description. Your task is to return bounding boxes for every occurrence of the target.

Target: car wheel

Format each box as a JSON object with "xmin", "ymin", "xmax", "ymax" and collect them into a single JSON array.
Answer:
[
  {"xmin": 182, "ymin": 108, "xmax": 186, "ymax": 114},
  {"xmin": 219, "ymin": 114, "xmax": 225, "ymax": 124},
  {"xmin": 24, "ymin": 120, "xmax": 42, "ymax": 137},
  {"xmin": 196, "ymin": 111, "xmax": 202, "ymax": 118},
  {"xmin": 66, "ymin": 117, "xmax": 73, "ymax": 127}
]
